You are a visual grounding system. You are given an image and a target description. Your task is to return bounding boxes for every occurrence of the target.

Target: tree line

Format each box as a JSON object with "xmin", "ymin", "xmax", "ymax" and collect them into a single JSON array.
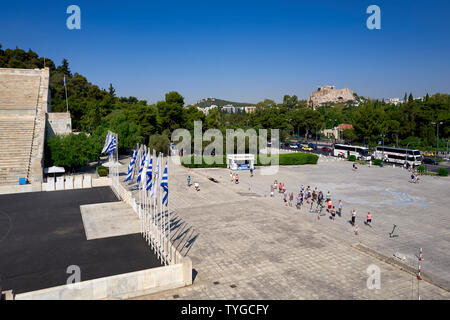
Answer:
[{"xmin": 1, "ymin": 44, "xmax": 448, "ymax": 169}]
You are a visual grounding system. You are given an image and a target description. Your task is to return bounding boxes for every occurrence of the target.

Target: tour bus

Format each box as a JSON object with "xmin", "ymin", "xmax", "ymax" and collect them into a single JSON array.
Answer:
[
  {"xmin": 333, "ymin": 144, "xmax": 371, "ymax": 161},
  {"xmin": 373, "ymin": 146, "xmax": 422, "ymax": 166}
]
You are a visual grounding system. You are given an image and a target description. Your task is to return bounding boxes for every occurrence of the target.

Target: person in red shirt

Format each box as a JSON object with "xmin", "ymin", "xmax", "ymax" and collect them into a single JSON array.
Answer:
[{"xmin": 366, "ymin": 212, "xmax": 372, "ymax": 227}]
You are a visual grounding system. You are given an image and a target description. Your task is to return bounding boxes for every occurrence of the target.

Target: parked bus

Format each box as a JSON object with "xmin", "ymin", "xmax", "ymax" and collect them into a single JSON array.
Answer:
[
  {"xmin": 373, "ymin": 146, "xmax": 422, "ymax": 166},
  {"xmin": 333, "ymin": 144, "xmax": 371, "ymax": 161}
]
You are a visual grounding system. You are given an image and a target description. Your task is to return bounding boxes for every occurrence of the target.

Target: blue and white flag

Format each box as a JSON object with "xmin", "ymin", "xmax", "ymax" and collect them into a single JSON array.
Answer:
[
  {"xmin": 150, "ymin": 152, "xmax": 159, "ymax": 199},
  {"xmin": 105, "ymin": 135, "xmax": 117, "ymax": 154},
  {"xmin": 160, "ymin": 161, "xmax": 168, "ymax": 207},
  {"xmin": 125, "ymin": 145, "xmax": 138, "ymax": 182},
  {"xmin": 136, "ymin": 148, "xmax": 147, "ymax": 183},
  {"xmin": 102, "ymin": 131, "xmax": 112, "ymax": 153},
  {"xmin": 146, "ymin": 154, "xmax": 153, "ymax": 192},
  {"xmin": 140, "ymin": 150, "xmax": 149, "ymax": 186}
]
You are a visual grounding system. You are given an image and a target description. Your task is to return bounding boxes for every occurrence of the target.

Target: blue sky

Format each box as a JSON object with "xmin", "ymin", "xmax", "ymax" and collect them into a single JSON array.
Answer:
[{"xmin": 1, "ymin": 0, "xmax": 450, "ymax": 104}]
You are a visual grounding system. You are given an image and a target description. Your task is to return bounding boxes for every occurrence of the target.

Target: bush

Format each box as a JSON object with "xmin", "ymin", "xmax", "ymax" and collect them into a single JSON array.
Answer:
[
  {"xmin": 438, "ymin": 168, "xmax": 448, "ymax": 177},
  {"xmin": 417, "ymin": 165, "xmax": 425, "ymax": 173},
  {"xmin": 46, "ymin": 133, "xmax": 99, "ymax": 171},
  {"xmin": 258, "ymin": 153, "xmax": 318, "ymax": 166},
  {"xmin": 97, "ymin": 165, "xmax": 109, "ymax": 177},
  {"xmin": 180, "ymin": 152, "xmax": 319, "ymax": 168},
  {"xmin": 373, "ymin": 159, "xmax": 382, "ymax": 166},
  {"xmin": 181, "ymin": 156, "xmax": 227, "ymax": 168},
  {"xmin": 348, "ymin": 155, "xmax": 356, "ymax": 162}
]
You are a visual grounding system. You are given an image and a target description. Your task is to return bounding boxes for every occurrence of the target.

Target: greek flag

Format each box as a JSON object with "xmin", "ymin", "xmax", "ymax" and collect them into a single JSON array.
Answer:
[
  {"xmin": 146, "ymin": 154, "xmax": 153, "ymax": 191},
  {"xmin": 160, "ymin": 161, "xmax": 168, "ymax": 207},
  {"xmin": 105, "ymin": 135, "xmax": 117, "ymax": 154},
  {"xmin": 150, "ymin": 152, "xmax": 159, "ymax": 199},
  {"xmin": 101, "ymin": 131, "xmax": 112, "ymax": 153},
  {"xmin": 140, "ymin": 151, "xmax": 149, "ymax": 186},
  {"xmin": 136, "ymin": 149, "xmax": 146, "ymax": 183},
  {"xmin": 125, "ymin": 145, "xmax": 138, "ymax": 182}
]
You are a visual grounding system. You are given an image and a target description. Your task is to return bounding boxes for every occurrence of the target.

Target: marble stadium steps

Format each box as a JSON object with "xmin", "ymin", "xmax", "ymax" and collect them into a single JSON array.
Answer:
[
  {"xmin": 0, "ymin": 74, "xmax": 40, "ymax": 112},
  {"xmin": 0, "ymin": 116, "xmax": 35, "ymax": 185}
]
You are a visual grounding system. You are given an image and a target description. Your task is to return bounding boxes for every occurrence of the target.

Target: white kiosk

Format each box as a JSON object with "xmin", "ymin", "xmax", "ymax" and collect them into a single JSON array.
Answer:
[{"xmin": 227, "ymin": 154, "xmax": 255, "ymax": 170}]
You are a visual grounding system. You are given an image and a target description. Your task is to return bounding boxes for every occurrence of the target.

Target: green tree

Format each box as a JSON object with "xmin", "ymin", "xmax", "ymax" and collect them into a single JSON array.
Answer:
[
  {"xmin": 47, "ymin": 133, "xmax": 98, "ymax": 171},
  {"xmin": 148, "ymin": 134, "xmax": 170, "ymax": 155}
]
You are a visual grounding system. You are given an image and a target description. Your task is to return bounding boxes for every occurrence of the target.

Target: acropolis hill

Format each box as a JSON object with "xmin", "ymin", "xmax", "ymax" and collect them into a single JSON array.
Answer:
[{"xmin": 307, "ymin": 85, "xmax": 355, "ymax": 108}]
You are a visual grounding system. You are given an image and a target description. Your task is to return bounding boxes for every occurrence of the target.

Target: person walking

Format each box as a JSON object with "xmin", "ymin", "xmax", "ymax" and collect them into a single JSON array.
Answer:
[
  {"xmin": 289, "ymin": 192, "xmax": 294, "ymax": 207},
  {"xmin": 318, "ymin": 191, "xmax": 323, "ymax": 205},
  {"xmin": 250, "ymin": 167, "xmax": 254, "ymax": 177},
  {"xmin": 331, "ymin": 206, "xmax": 336, "ymax": 220},
  {"xmin": 327, "ymin": 199, "xmax": 332, "ymax": 212},
  {"xmin": 235, "ymin": 173, "xmax": 239, "ymax": 184},
  {"xmin": 296, "ymin": 193, "xmax": 302, "ymax": 210},
  {"xmin": 351, "ymin": 209, "xmax": 357, "ymax": 226},
  {"xmin": 326, "ymin": 191, "xmax": 331, "ymax": 202},
  {"xmin": 338, "ymin": 200, "xmax": 343, "ymax": 217},
  {"xmin": 187, "ymin": 175, "xmax": 191, "ymax": 187},
  {"xmin": 366, "ymin": 212, "xmax": 372, "ymax": 227},
  {"xmin": 283, "ymin": 192, "xmax": 288, "ymax": 204},
  {"xmin": 230, "ymin": 171, "xmax": 233, "ymax": 182}
]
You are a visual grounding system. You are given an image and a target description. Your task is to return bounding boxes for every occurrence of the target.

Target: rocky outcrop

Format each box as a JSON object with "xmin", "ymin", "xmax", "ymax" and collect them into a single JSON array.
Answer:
[{"xmin": 307, "ymin": 85, "xmax": 355, "ymax": 108}]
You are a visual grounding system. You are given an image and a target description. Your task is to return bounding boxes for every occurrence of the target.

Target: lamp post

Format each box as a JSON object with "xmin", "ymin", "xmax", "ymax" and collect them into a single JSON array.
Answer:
[
  {"xmin": 431, "ymin": 121, "xmax": 443, "ymax": 161},
  {"xmin": 406, "ymin": 140, "xmax": 419, "ymax": 166}
]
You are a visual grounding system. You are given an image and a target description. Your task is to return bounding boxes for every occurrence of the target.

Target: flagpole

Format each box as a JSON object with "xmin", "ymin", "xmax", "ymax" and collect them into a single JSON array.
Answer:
[
  {"xmin": 168, "ymin": 158, "xmax": 171, "ymax": 264},
  {"xmin": 64, "ymin": 75, "xmax": 69, "ymax": 113}
]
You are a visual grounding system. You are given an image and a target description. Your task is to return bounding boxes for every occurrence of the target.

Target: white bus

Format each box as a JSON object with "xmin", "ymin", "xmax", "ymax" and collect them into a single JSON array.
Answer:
[
  {"xmin": 333, "ymin": 144, "xmax": 371, "ymax": 161},
  {"xmin": 373, "ymin": 146, "xmax": 422, "ymax": 166}
]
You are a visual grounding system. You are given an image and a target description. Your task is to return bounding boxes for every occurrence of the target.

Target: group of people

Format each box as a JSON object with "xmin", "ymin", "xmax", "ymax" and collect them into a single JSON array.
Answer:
[
  {"xmin": 270, "ymin": 180, "xmax": 287, "ymax": 196},
  {"xmin": 270, "ymin": 182, "xmax": 374, "ymax": 228},
  {"xmin": 186, "ymin": 175, "xmax": 200, "ymax": 191},
  {"xmin": 230, "ymin": 171, "xmax": 240, "ymax": 184}
]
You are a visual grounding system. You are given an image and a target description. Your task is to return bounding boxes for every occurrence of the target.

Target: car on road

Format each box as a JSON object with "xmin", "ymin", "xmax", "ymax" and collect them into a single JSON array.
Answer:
[
  {"xmin": 302, "ymin": 146, "xmax": 313, "ymax": 151},
  {"xmin": 321, "ymin": 146, "xmax": 332, "ymax": 153},
  {"xmin": 296, "ymin": 143, "xmax": 303, "ymax": 149},
  {"xmin": 423, "ymin": 151, "xmax": 435, "ymax": 157},
  {"xmin": 422, "ymin": 157, "xmax": 439, "ymax": 165},
  {"xmin": 308, "ymin": 143, "xmax": 317, "ymax": 150},
  {"xmin": 289, "ymin": 144, "xmax": 299, "ymax": 150}
]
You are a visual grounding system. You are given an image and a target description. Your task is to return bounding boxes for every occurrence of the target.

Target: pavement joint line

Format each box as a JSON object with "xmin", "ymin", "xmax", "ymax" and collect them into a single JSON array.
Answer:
[{"xmin": 351, "ymin": 242, "xmax": 450, "ymax": 292}]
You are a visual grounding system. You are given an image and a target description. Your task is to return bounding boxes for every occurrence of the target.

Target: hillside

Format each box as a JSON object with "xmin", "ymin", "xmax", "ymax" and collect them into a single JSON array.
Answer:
[{"xmin": 190, "ymin": 97, "xmax": 255, "ymax": 108}]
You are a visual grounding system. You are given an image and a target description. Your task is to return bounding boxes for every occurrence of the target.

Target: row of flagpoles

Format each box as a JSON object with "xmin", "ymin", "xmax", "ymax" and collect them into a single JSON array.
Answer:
[{"xmin": 125, "ymin": 144, "xmax": 171, "ymax": 265}]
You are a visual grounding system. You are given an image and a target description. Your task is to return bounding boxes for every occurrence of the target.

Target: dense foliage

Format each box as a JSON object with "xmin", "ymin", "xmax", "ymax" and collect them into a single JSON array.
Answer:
[
  {"xmin": 1, "ymin": 44, "xmax": 449, "ymax": 170},
  {"xmin": 45, "ymin": 133, "xmax": 99, "ymax": 171}
]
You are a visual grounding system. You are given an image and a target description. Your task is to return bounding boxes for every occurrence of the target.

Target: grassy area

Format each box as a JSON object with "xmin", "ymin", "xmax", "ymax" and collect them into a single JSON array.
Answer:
[{"xmin": 181, "ymin": 152, "xmax": 319, "ymax": 168}]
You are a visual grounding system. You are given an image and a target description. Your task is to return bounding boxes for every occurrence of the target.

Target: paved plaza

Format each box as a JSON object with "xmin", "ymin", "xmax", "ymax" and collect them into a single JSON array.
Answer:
[{"xmin": 119, "ymin": 156, "xmax": 450, "ymax": 300}]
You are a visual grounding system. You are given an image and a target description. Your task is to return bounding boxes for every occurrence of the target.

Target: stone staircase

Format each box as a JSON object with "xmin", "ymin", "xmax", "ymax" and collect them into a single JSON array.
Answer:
[
  {"xmin": 0, "ymin": 68, "xmax": 49, "ymax": 186},
  {"xmin": 0, "ymin": 115, "xmax": 36, "ymax": 184}
]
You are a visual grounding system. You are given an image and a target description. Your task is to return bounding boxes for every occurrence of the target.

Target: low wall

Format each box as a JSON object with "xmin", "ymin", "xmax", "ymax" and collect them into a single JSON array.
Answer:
[
  {"xmin": 46, "ymin": 112, "xmax": 72, "ymax": 138},
  {"xmin": 15, "ymin": 259, "xmax": 192, "ymax": 300}
]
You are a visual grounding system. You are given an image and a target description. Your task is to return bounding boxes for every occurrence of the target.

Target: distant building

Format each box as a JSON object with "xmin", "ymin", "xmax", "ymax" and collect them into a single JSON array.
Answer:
[
  {"xmin": 222, "ymin": 104, "xmax": 236, "ymax": 113},
  {"xmin": 322, "ymin": 123, "xmax": 354, "ymax": 140},
  {"xmin": 244, "ymin": 106, "xmax": 256, "ymax": 113},
  {"xmin": 198, "ymin": 104, "xmax": 218, "ymax": 115},
  {"xmin": 384, "ymin": 98, "xmax": 402, "ymax": 105}
]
